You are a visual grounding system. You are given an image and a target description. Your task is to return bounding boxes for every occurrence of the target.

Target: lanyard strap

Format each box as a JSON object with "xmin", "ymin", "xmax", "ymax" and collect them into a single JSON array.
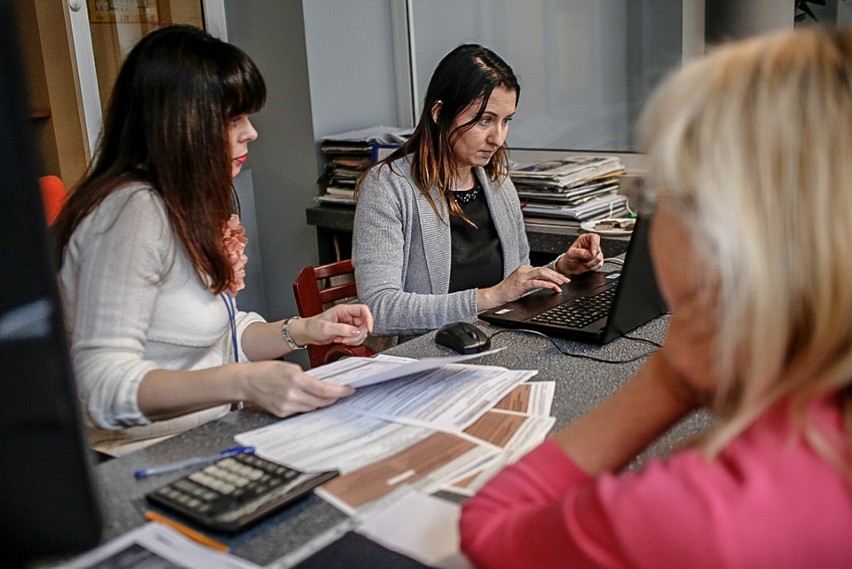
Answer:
[{"xmin": 221, "ymin": 291, "xmax": 239, "ymax": 363}]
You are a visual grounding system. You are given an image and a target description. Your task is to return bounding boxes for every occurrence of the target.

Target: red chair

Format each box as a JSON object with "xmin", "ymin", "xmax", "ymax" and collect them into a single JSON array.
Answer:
[
  {"xmin": 292, "ymin": 259, "xmax": 374, "ymax": 368},
  {"xmin": 39, "ymin": 175, "xmax": 67, "ymax": 226}
]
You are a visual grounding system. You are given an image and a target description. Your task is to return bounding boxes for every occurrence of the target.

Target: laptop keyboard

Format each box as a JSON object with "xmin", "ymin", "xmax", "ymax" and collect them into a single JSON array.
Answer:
[{"xmin": 531, "ymin": 286, "xmax": 616, "ymax": 329}]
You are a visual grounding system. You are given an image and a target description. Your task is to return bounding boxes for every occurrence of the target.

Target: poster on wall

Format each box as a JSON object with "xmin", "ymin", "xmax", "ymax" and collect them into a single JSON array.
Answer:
[{"xmin": 87, "ymin": 0, "xmax": 159, "ymax": 24}]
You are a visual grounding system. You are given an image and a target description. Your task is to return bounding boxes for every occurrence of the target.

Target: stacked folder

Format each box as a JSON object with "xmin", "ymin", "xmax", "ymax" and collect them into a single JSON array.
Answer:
[{"xmin": 318, "ymin": 126, "xmax": 410, "ymax": 205}]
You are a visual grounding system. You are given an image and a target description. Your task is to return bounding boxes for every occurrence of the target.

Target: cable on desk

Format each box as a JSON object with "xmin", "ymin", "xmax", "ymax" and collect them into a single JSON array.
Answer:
[
  {"xmin": 621, "ymin": 331, "xmax": 664, "ymax": 348},
  {"xmin": 487, "ymin": 328, "xmax": 659, "ymax": 364}
]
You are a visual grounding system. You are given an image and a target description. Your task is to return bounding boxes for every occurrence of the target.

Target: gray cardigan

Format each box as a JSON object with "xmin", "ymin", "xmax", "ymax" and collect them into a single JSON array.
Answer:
[{"xmin": 353, "ymin": 156, "xmax": 531, "ymax": 335}]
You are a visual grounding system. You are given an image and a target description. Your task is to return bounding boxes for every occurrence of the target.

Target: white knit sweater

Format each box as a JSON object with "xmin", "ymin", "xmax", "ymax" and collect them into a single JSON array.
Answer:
[{"xmin": 60, "ymin": 183, "xmax": 263, "ymax": 454}]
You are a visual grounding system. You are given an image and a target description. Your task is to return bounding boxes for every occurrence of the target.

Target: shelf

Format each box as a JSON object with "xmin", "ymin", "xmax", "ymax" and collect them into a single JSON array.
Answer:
[{"xmin": 305, "ymin": 204, "xmax": 631, "ymax": 263}]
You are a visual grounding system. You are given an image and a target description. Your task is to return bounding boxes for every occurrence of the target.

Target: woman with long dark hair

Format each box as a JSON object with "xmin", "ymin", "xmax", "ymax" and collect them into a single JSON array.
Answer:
[
  {"xmin": 55, "ymin": 25, "xmax": 372, "ymax": 455},
  {"xmin": 353, "ymin": 44, "xmax": 603, "ymax": 336}
]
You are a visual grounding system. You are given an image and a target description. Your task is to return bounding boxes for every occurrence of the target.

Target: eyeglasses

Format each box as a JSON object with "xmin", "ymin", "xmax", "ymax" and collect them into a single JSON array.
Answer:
[{"xmin": 620, "ymin": 175, "xmax": 689, "ymax": 217}]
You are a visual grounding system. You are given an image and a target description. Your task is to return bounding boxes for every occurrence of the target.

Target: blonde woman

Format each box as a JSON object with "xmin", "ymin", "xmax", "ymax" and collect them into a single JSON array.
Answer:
[{"xmin": 460, "ymin": 27, "xmax": 852, "ymax": 567}]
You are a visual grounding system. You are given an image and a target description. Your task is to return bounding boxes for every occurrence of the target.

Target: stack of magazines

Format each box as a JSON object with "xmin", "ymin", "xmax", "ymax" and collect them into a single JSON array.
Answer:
[
  {"xmin": 317, "ymin": 126, "xmax": 410, "ymax": 206},
  {"xmin": 510, "ymin": 156, "xmax": 627, "ymax": 228}
]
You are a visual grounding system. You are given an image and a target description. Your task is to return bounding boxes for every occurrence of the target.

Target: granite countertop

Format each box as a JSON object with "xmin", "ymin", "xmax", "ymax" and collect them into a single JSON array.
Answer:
[{"xmin": 93, "ymin": 268, "xmax": 707, "ymax": 565}]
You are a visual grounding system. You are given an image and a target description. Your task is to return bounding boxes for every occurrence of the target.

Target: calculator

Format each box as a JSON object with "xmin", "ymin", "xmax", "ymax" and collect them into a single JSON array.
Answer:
[{"xmin": 145, "ymin": 452, "xmax": 338, "ymax": 532}]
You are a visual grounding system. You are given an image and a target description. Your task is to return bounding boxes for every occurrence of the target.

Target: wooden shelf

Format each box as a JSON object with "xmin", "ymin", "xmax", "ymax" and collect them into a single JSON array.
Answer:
[
  {"xmin": 14, "ymin": 1, "xmax": 90, "ymax": 183},
  {"xmin": 305, "ymin": 204, "xmax": 631, "ymax": 265}
]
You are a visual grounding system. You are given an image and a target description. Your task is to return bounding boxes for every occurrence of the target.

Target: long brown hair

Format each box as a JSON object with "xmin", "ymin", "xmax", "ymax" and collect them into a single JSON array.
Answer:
[
  {"xmin": 356, "ymin": 44, "xmax": 519, "ymax": 220},
  {"xmin": 54, "ymin": 25, "xmax": 266, "ymax": 294}
]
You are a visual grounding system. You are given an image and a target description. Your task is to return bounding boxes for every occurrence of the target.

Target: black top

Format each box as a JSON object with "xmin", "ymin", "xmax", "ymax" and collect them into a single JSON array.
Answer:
[{"xmin": 448, "ymin": 184, "xmax": 503, "ymax": 293}]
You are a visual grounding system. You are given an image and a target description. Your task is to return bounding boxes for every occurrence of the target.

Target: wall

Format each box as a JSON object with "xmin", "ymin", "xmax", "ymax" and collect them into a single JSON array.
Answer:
[
  {"xmin": 706, "ymin": 0, "xmax": 794, "ymax": 43},
  {"xmin": 223, "ymin": 1, "xmax": 399, "ymax": 320},
  {"xmin": 407, "ymin": 0, "xmax": 685, "ymax": 151},
  {"xmin": 224, "ymin": 1, "xmax": 399, "ymax": 366},
  {"xmin": 302, "ymin": 1, "xmax": 401, "ymax": 142},
  {"xmin": 220, "ymin": 0, "xmax": 801, "ymax": 328},
  {"xmin": 224, "ymin": 0, "xmax": 319, "ymax": 325}
]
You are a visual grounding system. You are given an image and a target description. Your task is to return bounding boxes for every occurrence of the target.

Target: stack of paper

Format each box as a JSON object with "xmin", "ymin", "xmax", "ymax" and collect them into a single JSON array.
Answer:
[
  {"xmin": 234, "ymin": 353, "xmax": 555, "ymax": 515},
  {"xmin": 510, "ymin": 155, "xmax": 627, "ymax": 223}
]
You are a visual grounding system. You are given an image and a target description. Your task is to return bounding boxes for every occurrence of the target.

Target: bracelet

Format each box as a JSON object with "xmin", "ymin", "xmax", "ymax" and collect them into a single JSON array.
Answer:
[
  {"xmin": 551, "ymin": 252, "xmax": 568, "ymax": 274},
  {"xmin": 281, "ymin": 317, "xmax": 307, "ymax": 350}
]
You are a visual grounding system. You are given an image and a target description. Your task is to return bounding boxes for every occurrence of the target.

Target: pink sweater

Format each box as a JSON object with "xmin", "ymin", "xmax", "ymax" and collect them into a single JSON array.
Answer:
[{"xmin": 460, "ymin": 399, "xmax": 852, "ymax": 568}]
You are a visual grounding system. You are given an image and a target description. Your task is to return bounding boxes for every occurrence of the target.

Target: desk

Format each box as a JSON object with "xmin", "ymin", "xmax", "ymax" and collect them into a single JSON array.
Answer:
[
  {"xmin": 306, "ymin": 204, "xmax": 630, "ymax": 265},
  {"xmin": 93, "ymin": 313, "xmax": 709, "ymax": 566}
]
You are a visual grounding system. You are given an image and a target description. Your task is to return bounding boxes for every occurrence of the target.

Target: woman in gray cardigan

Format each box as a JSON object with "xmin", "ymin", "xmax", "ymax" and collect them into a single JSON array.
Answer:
[{"xmin": 353, "ymin": 44, "xmax": 603, "ymax": 337}]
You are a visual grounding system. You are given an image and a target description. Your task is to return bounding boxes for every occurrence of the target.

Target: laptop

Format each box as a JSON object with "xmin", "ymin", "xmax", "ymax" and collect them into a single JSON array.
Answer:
[{"xmin": 479, "ymin": 215, "xmax": 668, "ymax": 344}]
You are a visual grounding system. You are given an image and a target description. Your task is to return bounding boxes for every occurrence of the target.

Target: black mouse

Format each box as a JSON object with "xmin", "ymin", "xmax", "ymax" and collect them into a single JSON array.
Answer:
[{"xmin": 434, "ymin": 321, "xmax": 491, "ymax": 354}]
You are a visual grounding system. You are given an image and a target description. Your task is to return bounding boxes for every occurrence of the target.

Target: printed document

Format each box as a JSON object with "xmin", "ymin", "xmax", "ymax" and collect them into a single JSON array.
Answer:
[
  {"xmin": 58, "ymin": 522, "xmax": 259, "ymax": 569},
  {"xmin": 309, "ymin": 350, "xmax": 505, "ymax": 388}
]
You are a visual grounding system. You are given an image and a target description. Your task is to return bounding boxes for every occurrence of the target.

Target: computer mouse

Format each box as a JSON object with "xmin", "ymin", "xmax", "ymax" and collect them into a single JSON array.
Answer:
[{"xmin": 434, "ymin": 321, "xmax": 491, "ymax": 354}]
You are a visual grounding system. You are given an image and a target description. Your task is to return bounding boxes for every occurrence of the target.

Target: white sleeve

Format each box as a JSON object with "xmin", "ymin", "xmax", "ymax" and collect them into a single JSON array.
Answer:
[{"xmin": 61, "ymin": 190, "xmax": 171, "ymax": 429}]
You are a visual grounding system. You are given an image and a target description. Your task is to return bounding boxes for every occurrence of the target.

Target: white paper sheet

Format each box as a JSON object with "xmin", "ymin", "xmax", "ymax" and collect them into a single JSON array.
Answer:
[
  {"xmin": 58, "ymin": 522, "xmax": 259, "ymax": 569},
  {"xmin": 235, "ymin": 406, "xmax": 433, "ymax": 474},
  {"xmin": 237, "ymin": 363, "xmax": 535, "ymax": 473},
  {"xmin": 356, "ymin": 489, "xmax": 472, "ymax": 569},
  {"xmin": 491, "ymin": 381, "xmax": 555, "ymax": 416},
  {"xmin": 337, "ymin": 364, "xmax": 536, "ymax": 431},
  {"xmin": 309, "ymin": 349, "xmax": 505, "ymax": 388}
]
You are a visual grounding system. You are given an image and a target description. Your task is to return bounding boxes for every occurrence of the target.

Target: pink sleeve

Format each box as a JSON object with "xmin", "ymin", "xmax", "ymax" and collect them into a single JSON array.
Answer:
[
  {"xmin": 460, "ymin": 403, "xmax": 852, "ymax": 569},
  {"xmin": 459, "ymin": 440, "xmax": 728, "ymax": 569}
]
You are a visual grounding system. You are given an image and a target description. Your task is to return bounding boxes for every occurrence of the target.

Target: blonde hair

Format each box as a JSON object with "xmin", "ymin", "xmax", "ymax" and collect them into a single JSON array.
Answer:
[{"xmin": 639, "ymin": 27, "xmax": 852, "ymax": 459}]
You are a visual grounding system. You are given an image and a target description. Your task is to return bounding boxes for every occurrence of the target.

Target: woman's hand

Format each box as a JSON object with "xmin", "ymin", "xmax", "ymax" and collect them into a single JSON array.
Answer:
[
  {"xmin": 656, "ymin": 284, "xmax": 723, "ymax": 408},
  {"xmin": 547, "ymin": 282, "xmax": 720, "ymax": 475},
  {"xmin": 239, "ymin": 360, "xmax": 355, "ymax": 417},
  {"xmin": 477, "ymin": 265, "xmax": 570, "ymax": 311},
  {"xmin": 289, "ymin": 303, "xmax": 374, "ymax": 347},
  {"xmin": 138, "ymin": 360, "xmax": 355, "ymax": 422},
  {"xmin": 557, "ymin": 233, "xmax": 604, "ymax": 275}
]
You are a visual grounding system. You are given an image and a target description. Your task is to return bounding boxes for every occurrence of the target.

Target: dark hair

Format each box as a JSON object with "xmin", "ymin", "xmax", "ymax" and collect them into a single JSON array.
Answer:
[
  {"xmin": 360, "ymin": 44, "xmax": 520, "ymax": 219},
  {"xmin": 54, "ymin": 25, "xmax": 266, "ymax": 294}
]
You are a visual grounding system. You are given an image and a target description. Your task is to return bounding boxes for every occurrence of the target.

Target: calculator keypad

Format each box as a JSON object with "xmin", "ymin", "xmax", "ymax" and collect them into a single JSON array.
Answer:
[{"xmin": 146, "ymin": 452, "xmax": 338, "ymax": 532}]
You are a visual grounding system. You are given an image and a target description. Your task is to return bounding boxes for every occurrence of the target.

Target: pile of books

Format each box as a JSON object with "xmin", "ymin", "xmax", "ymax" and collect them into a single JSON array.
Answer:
[
  {"xmin": 317, "ymin": 126, "xmax": 411, "ymax": 205},
  {"xmin": 509, "ymin": 155, "xmax": 627, "ymax": 229}
]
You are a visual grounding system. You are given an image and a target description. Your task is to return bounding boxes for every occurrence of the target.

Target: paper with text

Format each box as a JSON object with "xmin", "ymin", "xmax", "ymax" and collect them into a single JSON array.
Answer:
[
  {"xmin": 336, "ymin": 363, "xmax": 535, "ymax": 431},
  {"xmin": 58, "ymin": 522, "xmax": 259, "ymax": 569},
  {"xmin": 315, "ymin": 430, "xmax": 498, "ymax": 515},
  {"xmin": 491, "ymin": 381, "xmax": 555, "ymax": 416},
  {"xmin": 236, "ymin": 407, "xmax": 432, "ymax": 474},
  {"xmin": 309, "ymin": 349, "xmax": 506, "ymax": 388},
  {"xmin": 445, "ymin": 410, "xmax": 556, "ymax": 495}
]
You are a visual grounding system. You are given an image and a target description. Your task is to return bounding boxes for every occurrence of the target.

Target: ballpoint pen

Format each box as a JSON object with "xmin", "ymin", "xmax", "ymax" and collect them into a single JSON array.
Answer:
[{"xmin": 134, "ymin": 445, "xmax": 255, "ymax": 479}]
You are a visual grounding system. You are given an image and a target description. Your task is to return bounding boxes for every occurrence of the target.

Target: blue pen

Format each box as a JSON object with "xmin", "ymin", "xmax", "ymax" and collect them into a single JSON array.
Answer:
[{"xmin": 134, "ymin": 445, "xmax": 255, "ymax": 479}]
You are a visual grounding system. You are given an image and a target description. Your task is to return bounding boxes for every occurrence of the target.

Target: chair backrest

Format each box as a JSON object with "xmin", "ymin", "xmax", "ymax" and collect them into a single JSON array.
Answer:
[
  {"xmin": 293, "ymin": 259, "xmax": 373, "ymax": 368},
  {"xmin": 39, "ymin": 175, "xmax": 67, "ymax": 226}
]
